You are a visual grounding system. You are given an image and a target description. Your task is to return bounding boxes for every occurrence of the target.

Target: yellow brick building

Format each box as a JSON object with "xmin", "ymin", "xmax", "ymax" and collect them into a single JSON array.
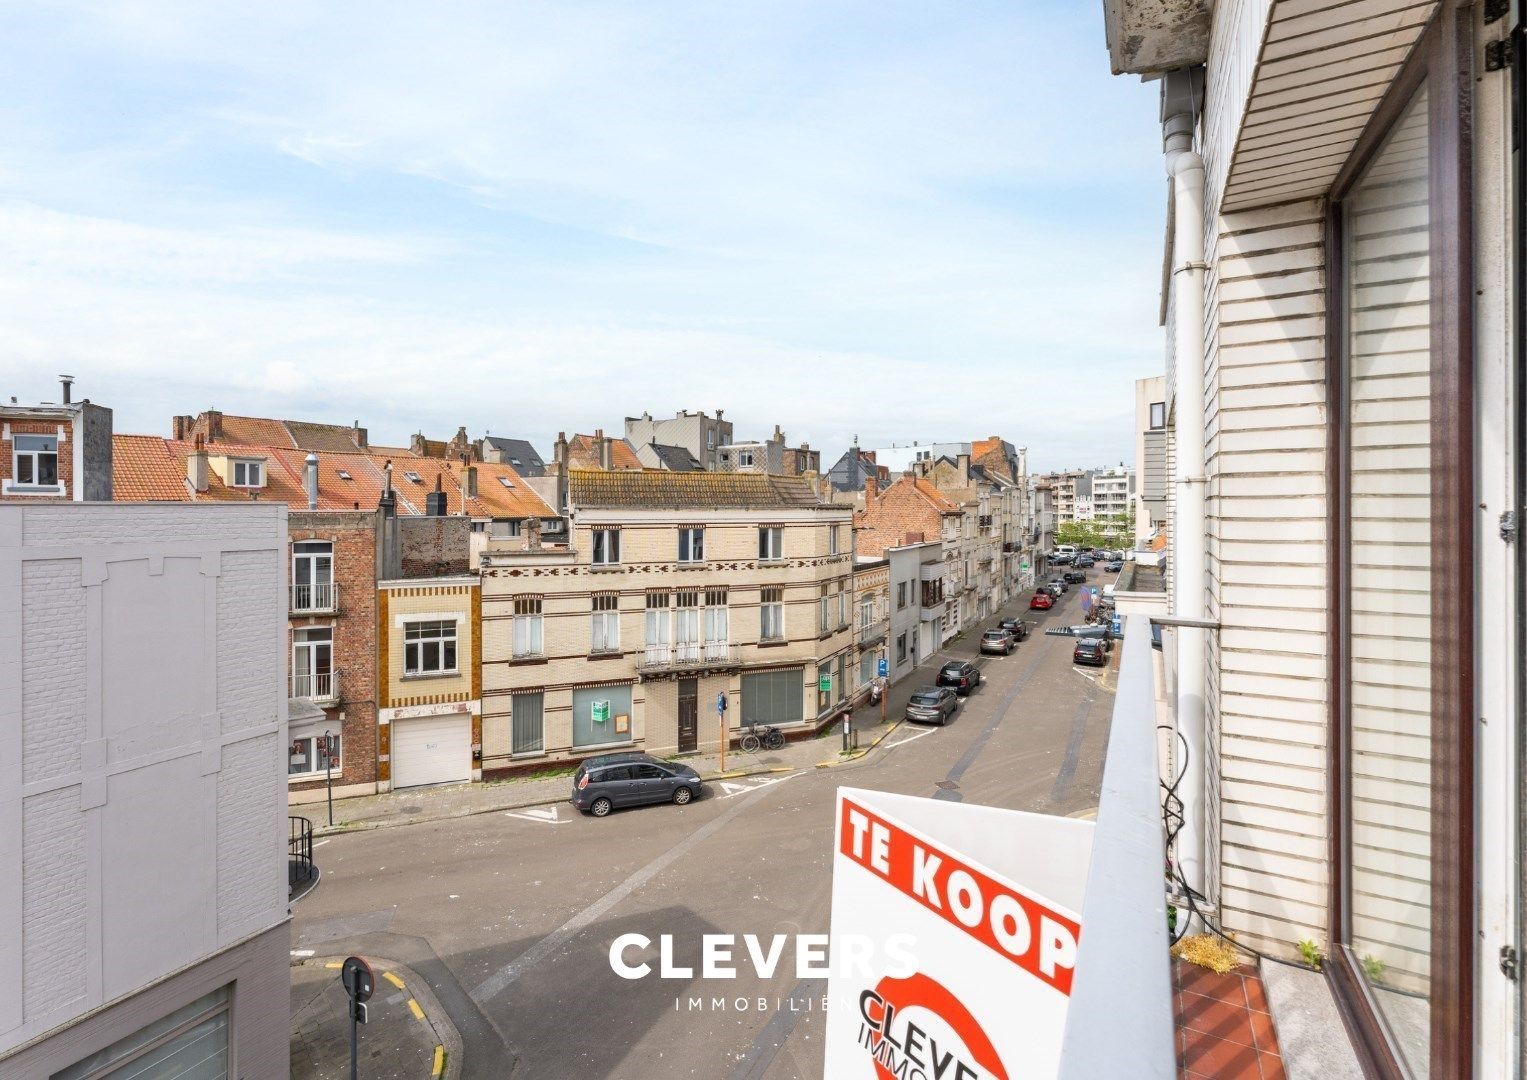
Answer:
[{"xmin": 479, "ymin": 470, "xmax": 854, "ymax": 771}]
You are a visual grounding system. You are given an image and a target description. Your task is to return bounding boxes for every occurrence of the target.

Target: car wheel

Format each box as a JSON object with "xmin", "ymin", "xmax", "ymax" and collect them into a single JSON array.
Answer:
[
  {"xmin": 673, "ymin": 786, "xmax": 693, "ymax": 805},
  {"xmin": 590, "ymin": 797, "xmax": 613, "ymax": 818}
]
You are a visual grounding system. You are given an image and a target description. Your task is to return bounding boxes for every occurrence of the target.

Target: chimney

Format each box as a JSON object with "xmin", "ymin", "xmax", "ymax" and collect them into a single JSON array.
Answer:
[
  {"xmin": 304, "ymin": 452, "xmax": 319, "ymax": 510},
  {"xmin": 352, "ymin": 421, "xmax": 367, "ymax": 448},
  {"xmin": 553, "ymin": 431, "xmax": 568, "ymax": 467},
  {"xmin": 59, "ymin": 375, "xmax": 73, "ymax": 404},
  {"xmin": 595, "ymin": 428, "xmax": 612, "ymax": 470},
  {"xmin": 463, "ymin": 464, "xmax": 478, "ymax": 497},
  {"xmin": 525, "ymin": 516, "xmax": 542, "ymax": 551},
  {"xmin": 204, "ymin": 409, "xmax": 223, "ymax": 443},
  {"xmin": 905, "ymin": 531, "xmax": 924, "ymax": 545},
  {"xmin": 716, "ymin": 409, "xmax": 724, "ymax": 421},
  {"xmin": 426, "ymin": 472, "xmax": 446, "ymax": 516},
  {"xmin": 379, "ymin": 461, "xmax": 396, "ymax": 518},
  {"xmin": 957, "ymin": 453, "xmax": 971, "ymax": 484},
  {"xmin": 172, "ymin": 415, "xmax": 192, "ymax": 441},
  {"xmin": 865, "ymin": 475, "xmax": 879, "ymax": 509},
  {"xmin": 188, "ymin": 435, "xmax": 209, "ymax": 492}
]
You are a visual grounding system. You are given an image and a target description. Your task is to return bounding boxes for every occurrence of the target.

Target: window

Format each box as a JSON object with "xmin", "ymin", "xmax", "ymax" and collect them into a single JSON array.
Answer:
[
  {"xmin": 817, "ymin": 661, "xmax": 833, "ymax": 712},
  {"xmin": 404, "ymin": 470, "xmax": 423, "ymax": 484},
  {"xmin": 859, "ymin": 651, "xmax": 875, "ymax": 688},
  {"xmin": 231, "ymin": 460, "xmax": 263, "ymax": 487},
  {"xmin": 645, "ymin": 591, "xmax": 670, "ymax": 662},
  {"xmin": 741, "ymin": 668, "xmax": 803, "ymax": 727},
  {"xmin": 405, "ymin": 619, "xmax": 458, "ymax": 675},
  {"xmin": 819, "ymin": 586, "xmax": 831, "ymax": 635},
  {"xmin": 292, "ymin": 540, "xmax": 333, "ymax": 611},
  {"xmin": 54, "ymin": 986, "xmax": 230, "ymax": 1080},
  {"xmin": 498, "ymin": 475, "xmax": 515, "ymax": 489},
  {"xmin": 572, "ymin": 684, "xmax": 632, "ymax": 748},
  {"xmin": 703, "ymin": 589, "xmax": 728, "ymax": 658},
  {"xmin": 292, "ymin": 627, "xmax": 333, "ymax": 699},
  {"xmin": 512, "ymin": 597, "xmax": 543, "ymax": 658},
  {"xmin": 675, "ymin": 590, "xmax": 700, "ymax": 660},
  {"xmin": 896, "ymin": 633, "xmax": 908, "ymax": 663},
  {"xmin": 829, "ymin": 525, "xmax": 840, "ymax": 555},
  {"xmin": 591, "ymin": 594, "xmax": 619, "ymax": 653},
  {"xmin": 289, "ymin": 732, "xmax": 340, "ymax": 777},
  {"xmin": 1149, "ymin": 401, "xmax": 1166, "ymax": 430},
  {"xmin": 678, "ymin": 527, "xmax": 705, "ymax": 563},
  {"xmin": 592, "ymin": 528, "xmax": 621, "ymax": 566},
  {"xmin": 337, "ymin": 469, "xmax": 352, "ymax": 480},
  {"xmin": 838, "ymin": 590, "xmax": 848, "ymax": 629},
  {"xmin": 760, "ymin": 587, "xmax": 784, "ymax": 641},
  {"xmin": 12, "ymin": 434, "xmax": 60, "ymax": 489},
  {"xmin": 860, "ymin": 594, "xmax": 875, "ymax": 630},
  {"xmin": 511, "ymin": 692, "xmax": 544, "ymax": 755},
  {"xmin": 738, "ymin": 450, "xmax": 755, "ymax": 467},
  {"xmin": 759, "ymin": 527, "xmax": 783, "ymax": 560},
  {"xmin": 1337, "ymin": 82, "xmax": 1437, "ymax": 1071},
  {"xmin": 897, "ymin": 582, "xmax": 908, "ymax": 609},
  {"xmin": 707, "ymin": 429, "xmax": 716, "ymax": 448}
]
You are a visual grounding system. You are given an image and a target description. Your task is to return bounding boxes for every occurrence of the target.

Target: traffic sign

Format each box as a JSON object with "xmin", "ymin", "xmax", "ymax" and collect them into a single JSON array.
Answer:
[
  {"xmin": 716, "ymin": 692, "xmax": 728, "ymax": 713},
  {"xmin": 341, "ymin": 956, "xmax": 374, "ymax": 1003},
  {"xmin": 877, "ymin": 657, "xmax": 889, "ymax": 678}
]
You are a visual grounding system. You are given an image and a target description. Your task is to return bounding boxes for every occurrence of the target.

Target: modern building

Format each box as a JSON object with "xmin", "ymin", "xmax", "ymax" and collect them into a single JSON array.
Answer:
[
  {"xmin": 1095, "ymin": 1, "xmax": 1522, "ymax": 1074},
  {"xmin": 478, "ymin": 469, "xmax": 854, "ymax": 769},
  {"xmin": 623, "ymin": 410, "xmax": 733, "ymax": 472},
  {"xmin": 1, "ymin": 377, "xmax": 113, "ymax": 503},
  {"xmin": 1090, "ymin": 466, "xmax": 1136, "ymax": 530},
  {"xmin": 886, "ymin": 540, "xmax": 944, "ymax": 683},
  {"xmin": 0, "ymin": 501, "xmax": 290, "ymax": 1077},
  {"xmin": 1134, "ymin": 375, "xmax": 1168, "ymax": 546}
]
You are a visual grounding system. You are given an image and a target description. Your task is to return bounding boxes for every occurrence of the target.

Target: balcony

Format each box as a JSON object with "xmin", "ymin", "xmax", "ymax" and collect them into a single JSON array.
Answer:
[
  {"xmin": 918, "ymin": 563, "xmax": 944, "ymax": 583},
  {"xmin": 636, "ymin": 641, "xmax": 739, "ymax": 677},
  {"xmin": 290, "ymin": 581, "xmax": 338, "ymax": 615},
  {"xmin": 1056, "ymin": 615, "xmax": 1174, "ymax": 1078},
  {"xmin": 291, "ymin": 671, "xmax": 338, "ymax": 705}
]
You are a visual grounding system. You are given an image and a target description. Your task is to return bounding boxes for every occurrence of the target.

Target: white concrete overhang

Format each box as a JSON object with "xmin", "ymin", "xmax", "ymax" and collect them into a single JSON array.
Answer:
[
  {"xmin": 1103, "ymin": 0, "xmax": 1212, "ymax": 75},
  {"xmin": 1220, "ymin": 0, "xmax": 1437, "ymax": 212}
]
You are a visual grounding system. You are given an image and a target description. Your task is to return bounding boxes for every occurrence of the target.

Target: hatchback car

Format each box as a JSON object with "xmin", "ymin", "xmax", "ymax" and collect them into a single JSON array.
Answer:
[
  {"xmin": 980, "ymin": 629, "xmax": 1015, "ymax": 656},
  {"xmin": 1074, "ymin": 555, "xmax": 1095, "ymax": 568},
  {"xmin": 571, "ymin": 753, "xmax": 704, "ymax": 818},
  {"xmin": 1029, "ymin": 591, "xmax": 1054, "ymax": 610},
  {"xmin": 1064, "ymin": 569, "xmax": 1087, "ymax": 585},
  {"xmin": 905, "ymin": 686, "xmax": 958, "ymax": 725},
  {"xmin": 1045, "ymin": 578, "xmax": 1068, "ymax": 595},
  {"xmin": 936, "ymin": 660, "xmax": 982, "ymax": 695},
  {"xmin": 998, "ymin": 617, "xmax": 1030, "ymax": 641},
  {"xmin": 1106, "ymin": 559, "xmax": 1124, "ymax": 572},
  {"xmin": 1073, "ymin": 639, "xmax": 1108, "ymax": 667}
]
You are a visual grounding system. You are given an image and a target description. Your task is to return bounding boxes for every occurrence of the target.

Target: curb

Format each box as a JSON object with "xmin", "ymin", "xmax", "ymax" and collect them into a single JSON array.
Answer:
[
  {"xmin": 296, "ymin": 956, "xmax": 463, "ymax": 1078},
  {"xmin": 311, "ymin": 761, "xmax": 806, "ymax": 838},
  {"xmin": 814, "ymin": 718, "xmax": 905, "ymax": 768}
]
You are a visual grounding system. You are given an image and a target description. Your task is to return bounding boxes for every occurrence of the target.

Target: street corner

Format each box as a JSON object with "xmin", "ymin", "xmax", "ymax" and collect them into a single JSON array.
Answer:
[{"xmin": 291, "ymin": 956, "xmax": 462, "ymax": 1080}]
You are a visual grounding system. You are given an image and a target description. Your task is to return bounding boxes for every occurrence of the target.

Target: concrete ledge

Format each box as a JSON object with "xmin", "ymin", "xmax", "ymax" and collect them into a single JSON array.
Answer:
[{"xmin": 1260, "ymin": 960, "xmax": 1363, "ymax": 1080}]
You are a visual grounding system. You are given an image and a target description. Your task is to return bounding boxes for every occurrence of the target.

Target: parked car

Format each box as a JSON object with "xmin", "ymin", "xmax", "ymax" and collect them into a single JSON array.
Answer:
[
  {"xmin": 1049, "ymin": 552, "xmax": 1073, "ymax": 566},
  {"xmin": 1106, "ymin": 559, "xmax": 1124, "ymax": 572},
  {"xmin": 1073, "ymin": 639, "xmax": 1108, "ymax": 667},
  {"xmin": 1074, "ymin": 625, "xmax": 1114, "ymax": 648},
  {"xmin": 1074, "ymin": 555, "xmax": 1095, "ymax": 568},
  {"xmin": 936, "ymin": 660, "xmax": 982, "ymax": 695},
  {"xmin": 1030, "ymin": 592, "xmax": 1054, "ymax": 610},
  {"xmin": 1046, "ymin": 577, "xmax": 1069, "ymax": 594},
  {"xmin": 1064, "ymin": 569, "xmax": 1087, "ymax": 585},
  {"xmin": 571, "ymin": 752, "xmax": 704, "ymax": 818},
  {"xmin": 905, "ymin": 686, "xmax": 959, "ymax": 726},
  {"xmin": 998, "ymin": 617, "xmax": 1030, "ymax": 641},
  {"xmin": 1041, "ymin": 583, "xmax": 1064, "ymax": 599},
  {"xmin": 980, "ymin": 629, "xmax": 1015, "ymax": 655}
]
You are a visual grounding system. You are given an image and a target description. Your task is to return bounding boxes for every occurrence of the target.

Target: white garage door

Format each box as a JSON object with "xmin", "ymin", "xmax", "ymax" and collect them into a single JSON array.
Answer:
[{"xmin": 391, "ymin": 713, "xmax": 471, "ymax": 789}]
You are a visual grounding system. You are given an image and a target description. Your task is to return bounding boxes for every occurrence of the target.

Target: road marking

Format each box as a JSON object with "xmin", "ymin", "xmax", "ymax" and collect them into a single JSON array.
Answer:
[
  {"xmin": 503, "ymin": 805, "xmax": 566, "ymax": 824},
  {"xmin": 290, "ymin": 949, "xmax": 315, "ymax": 958},
  {"xmin": 885, "ymin": 727, "xmax": 937, "ymax": 749},
  {"xmin": 716, "ymin": 773, "xmax": 796, "ymax": 799},
  {"xmin": 472, "ymin": 771, "xmax": 800, "ymax": 1003},
  {"xmin": 383, "ymin": 970, "xmax": 406, "ymax": 990},
  {"xmin": 313, "ymin": 839, "xmax": 330, "ymax": 848},
  {"xmin": 325, "ymin": 961, "xmax": 344, "ymax": 969},
  {"xmin": 432, "ymin": 1045, "xmax": 445, "ymax": 1077},
  {"xmin": 408, "ymin": 998, "xmax": 425, "ymax": 1021}
]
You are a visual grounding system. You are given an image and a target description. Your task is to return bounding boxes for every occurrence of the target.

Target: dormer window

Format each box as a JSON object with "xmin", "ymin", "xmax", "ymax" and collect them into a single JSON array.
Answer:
[{"xmin": 231, "ymin": 460, "xmax": 263, "ymax": 488}]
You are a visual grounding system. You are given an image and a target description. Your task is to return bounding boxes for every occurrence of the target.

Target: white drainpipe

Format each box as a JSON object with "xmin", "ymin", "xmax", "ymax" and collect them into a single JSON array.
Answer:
[{"xmin": 1164, "ymin": 102, "xmax": 1209, "ymax": 923}]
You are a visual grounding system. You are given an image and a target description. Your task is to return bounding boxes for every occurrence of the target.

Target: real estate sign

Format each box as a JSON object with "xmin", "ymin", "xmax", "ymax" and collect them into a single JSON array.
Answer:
[{"xmin": 823, "ymin": 787, "xmax": 1093, "ymax": 1079}]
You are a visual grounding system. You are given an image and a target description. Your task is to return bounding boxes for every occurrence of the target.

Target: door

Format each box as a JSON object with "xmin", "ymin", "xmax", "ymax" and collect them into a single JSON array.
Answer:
[
  {"xmin": 630, "ymin": 764, "xmax": 672, "ymax": 806},
  {"xmin": 677, "ymin": 678, "xmax": 698, "ymax": 753},
  {"xmin": 391, "ymin": 713, "xmax": 471, "ymax": 789}
]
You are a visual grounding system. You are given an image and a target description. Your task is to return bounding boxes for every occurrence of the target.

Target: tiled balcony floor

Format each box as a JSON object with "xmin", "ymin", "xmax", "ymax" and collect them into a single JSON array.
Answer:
[{"xmin": 1175, "ymin": 959, "xmax": 1286, "ymax": 1079}]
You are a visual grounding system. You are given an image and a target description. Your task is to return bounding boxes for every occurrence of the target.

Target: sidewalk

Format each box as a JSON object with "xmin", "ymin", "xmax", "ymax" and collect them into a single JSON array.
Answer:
[
  {"xmin": 291, "ymin": 956, "xmax": 461, "ymax": 1080},
  {"xmin": 299, "ymin": 605, "xmax": 1023, "ymax": 839}
]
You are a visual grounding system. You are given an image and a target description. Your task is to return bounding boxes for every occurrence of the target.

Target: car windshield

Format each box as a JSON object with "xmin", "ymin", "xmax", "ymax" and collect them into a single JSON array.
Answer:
[
  {"xmin": 910, "ymin": 692, "xmax": 942, "ymax": 706},
  {"xmin": 940, "ymin": 664, "xmax": 962, "ymax": 675}
]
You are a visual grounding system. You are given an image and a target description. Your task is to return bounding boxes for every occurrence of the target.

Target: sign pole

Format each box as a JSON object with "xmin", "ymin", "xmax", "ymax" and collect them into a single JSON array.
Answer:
[
  {"xmin": 324, "ymin": 728, "xmax": 334, "ymax": 828},
  {"xmin": 340, "ymin": 956, "xmax": 374, "ymax": 1080},
  {"xmin": 717, "ymin": 692, "xmax": 728, "ymax": 773}
]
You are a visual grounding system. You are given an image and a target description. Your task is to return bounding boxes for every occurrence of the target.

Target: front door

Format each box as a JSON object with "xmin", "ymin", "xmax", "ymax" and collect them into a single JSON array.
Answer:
[{"xmin": 677, "ymin": 678, "xmax": 698, "ymax": 753}]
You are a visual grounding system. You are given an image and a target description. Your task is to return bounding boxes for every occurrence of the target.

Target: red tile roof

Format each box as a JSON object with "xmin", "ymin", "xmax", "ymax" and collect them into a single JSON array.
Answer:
[
  {"xmin": 111, "ymin": 435, "xmax": 191, "ymax": 501},
  {"xmin": 566, "ymin": 434, "xmax": 643, "ymax": 471}
]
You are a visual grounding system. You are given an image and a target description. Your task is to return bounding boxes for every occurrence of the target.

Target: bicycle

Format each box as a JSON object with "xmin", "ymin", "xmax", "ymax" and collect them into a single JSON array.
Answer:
[{"xmin": 740, "ymin": 723, "xmax": 786, "ymax": 754}]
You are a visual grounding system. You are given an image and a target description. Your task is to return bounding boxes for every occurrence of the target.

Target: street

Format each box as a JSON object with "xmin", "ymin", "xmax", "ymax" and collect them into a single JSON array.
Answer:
[{"xmin": 291, "ymin": 574, "xmax": 1116, "ymax": 1080}]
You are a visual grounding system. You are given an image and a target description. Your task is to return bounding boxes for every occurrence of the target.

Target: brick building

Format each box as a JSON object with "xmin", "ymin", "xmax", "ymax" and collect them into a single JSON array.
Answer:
[
  {"xmin": 855, "ymin": 473, "xmax": 962, "ymax": 642},
  {"xmin": 1, "ymin": 377, "xmax": 113, "ymax": 503}
]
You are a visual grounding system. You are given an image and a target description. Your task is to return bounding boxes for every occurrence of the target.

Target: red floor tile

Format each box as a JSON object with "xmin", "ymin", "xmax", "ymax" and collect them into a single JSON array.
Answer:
[{"xmin": 1173, "ymin": 960, "xmax": 1285, "ymax": 1080}]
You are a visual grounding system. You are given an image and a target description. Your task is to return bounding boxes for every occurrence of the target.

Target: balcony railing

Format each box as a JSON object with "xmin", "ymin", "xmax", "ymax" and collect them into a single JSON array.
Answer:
[
  {"xmin": 291, "ymin": 671, "xmax": 337, "ymax": 703},
  {"xmin": 290, "ymin": 582, "xmax": 337, "ymax": 614},
  {"xmin": 637, "ymin": 642, "xmax": 739, "ymax": 674},
  {"xmin": 1056, "ymin": 615, "xmax": 1174, "ymax": 1078}
]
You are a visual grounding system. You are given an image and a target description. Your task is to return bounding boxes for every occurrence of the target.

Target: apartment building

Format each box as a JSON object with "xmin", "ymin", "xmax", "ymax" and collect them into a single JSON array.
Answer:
[
  {"xmin": 1090, "ymin": 466, "xmax": 1135, "ymax": 520},
  {"xmin": 717, "ymin": 427, "xmax": 820, "ymax": 477},
  {"xmin": 623, "ymin": 409, "xmax": 733, "ymax": 471},
  {"xmin": 852, "ymin": 557, "xmax": 889, "ymax": 695},
  {"xmin": 0, "ymin": 502, "xmax": 289, "ymax": 1077},
  {"xmin": 1103, "ymin": 1, "xmax": 1521, "ymax": 1073},
  {"xmin": 478, "ymin": 469, "xmax": 854, "ymax": 769},
  {"xmin": 886, "ymin": 540, "xmax": 944, "ymax": 682},
  {"xmin": 1134, "ymin": 375, "xmax": 1169, "ymax": 546},
  {"xmin": 855, "ymin": 473, "xmax": 963, "ymax": 641},
  {"xmin": 826, "ymin": 446, "xmax": 891, "ymax": 494},
  {"xmin": 1, "ymin": 377, "xmax": 113, "ymax": 503}
]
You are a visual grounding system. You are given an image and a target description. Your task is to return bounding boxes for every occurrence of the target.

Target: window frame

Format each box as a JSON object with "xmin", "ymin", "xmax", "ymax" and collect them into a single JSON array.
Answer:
[
  {"xmin": 289, "ymin": 732, "xmax": 341, "ymax": 778},
  {"xmin": 1323, "ymin": 12, "xmax": 1474, "ymax": 1077},
  {"xmin": 11, "ymin": 433, "xmax": 60, "ymax": 489},
  {"xmin": 512, "ymin": 596, "xmax": 544, "ymax": 658},
  {"xmin": 591, "ymin": 528, "xmax": 621, "ymax": 566},
  {"xmin": 758, "ymin": 526, "xmax": 783, "ymax": 561},
  {"xmin": 759, "ymin": 586, "xmax": 784, "ymax": 642},
  {"xmin": 678, "ymin": 526, "xmax": 705, "ymax": 563},
  {"xmin": 1149, "ymin": 401, "xmax": 1166, "ymax": 430},
  {"xmin": 403, "ymin": 618, "xmax": 459, "ymax": 676},
  {"xmin": 230, "ymin": 459, "xmax": 264, "ymax": 488},
  {"xmin": 591, "ymin": 593, "xmax": 620, "ymax": 654}
]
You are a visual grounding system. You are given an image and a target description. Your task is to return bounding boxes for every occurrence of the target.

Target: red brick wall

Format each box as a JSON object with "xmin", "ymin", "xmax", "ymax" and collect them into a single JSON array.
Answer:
[
  {"xmin": 855, "ymin": 478, "xmax": 943, "ymax": 558},
  {"xmin": 288, "ymin": 512, "xmax": 380, "ymax": 793},
  {"xmin": 1, "ymin": 417, "xmax": 73, "ymax": 501}
]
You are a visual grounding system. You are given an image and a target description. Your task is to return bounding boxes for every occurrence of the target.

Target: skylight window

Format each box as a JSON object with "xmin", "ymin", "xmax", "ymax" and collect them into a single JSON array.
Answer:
[
  {"xmin": 498, "ymin": 476, "xmax": 515, "ymax": 489},
  {"xmin": 510, "ymin": 458, "xmax": 522, "ymax": 465},
  {"xmin": 337, "ymin": 469, "xmax": 352, "ymax": 480},
  {"xmin": 404, "ymin": 471, "xmax": 422, "ymax": 484}
]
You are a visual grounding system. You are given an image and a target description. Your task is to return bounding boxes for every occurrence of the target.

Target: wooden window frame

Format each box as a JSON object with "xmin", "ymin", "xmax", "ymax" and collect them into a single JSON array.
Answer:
[{"xmin": 1324, "ymin": 6, "xmax": 1474, "ymax": 1078}]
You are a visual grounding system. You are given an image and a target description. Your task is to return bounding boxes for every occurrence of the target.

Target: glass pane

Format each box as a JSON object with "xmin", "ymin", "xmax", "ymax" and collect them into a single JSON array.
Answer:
[
  {"xmin": 1343, "ymin": 82, "xmax": 1431, "ymax": 1075},
  {"xmin": 53, "ymin": 988, "xmax": 228, "ymax": 1080},
  {"xmin": 511, "ymin": 693, "xmax": 544, "ymax": 754}
]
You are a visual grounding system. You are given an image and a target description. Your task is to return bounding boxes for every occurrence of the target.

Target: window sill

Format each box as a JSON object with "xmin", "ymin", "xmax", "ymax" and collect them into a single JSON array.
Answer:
[
  {"xmin": 1, "ymin": 483, "xmax": 64, "ymax": 497},
  {"xmin": 590, "ymin": 563, "xmax": 622, "ymax": 573},
  {"xmin": 572, "ymin": 739, "xmax": 635, "ymax": 754},
  {"xmin": 588, "ymin": 650, "xmax": 624, "ymax": 661},
  {"xmin": 509, "ymin": 655, "xmax": 548, "ymax": 666},
  {"xmin": 758, "ymin": 557, "xmax": 786, "ymax": 564},
  {"xmin": 510, "ymin": 750, "xmax": 548, "ymax": 761},
  {"xmin": 289, "ymin": 770, "xmax": 340, "ymax": 784},
  {"xmin": 401, "ymin": 670, "xmax": 461, "ymax": 682},
  {"xmin": 757, "ymin": 639, "xmax": 789, "ymax": 649}
]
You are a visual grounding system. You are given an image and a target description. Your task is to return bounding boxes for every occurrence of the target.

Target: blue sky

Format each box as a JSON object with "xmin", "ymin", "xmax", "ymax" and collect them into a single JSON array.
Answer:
[{"xmin": 1, "ymin": 1, "xmax": 1163, "ymax": 472}]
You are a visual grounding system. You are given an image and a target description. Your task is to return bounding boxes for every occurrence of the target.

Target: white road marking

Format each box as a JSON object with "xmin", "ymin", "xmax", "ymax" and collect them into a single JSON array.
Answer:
[
  {"xmin": 290, "ymin": 949, "xmax": 316, "ymax": 958},
  {"xmin": 885, "ymin": 727, "xmax": 937, "ymax": 749},
  {"xmin": 717, "ymin": 773, "xmax": 799, "ymax": 799},
  {"xmin": 504, "ymin": 805, "xmax": 566, "ymax": 824}
]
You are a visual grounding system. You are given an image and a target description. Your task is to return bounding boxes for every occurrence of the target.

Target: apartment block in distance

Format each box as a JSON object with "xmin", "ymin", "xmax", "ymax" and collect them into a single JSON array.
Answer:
[
  {"xmin": 0, "ymin": 501, "xmax": 290, "ymax": 1077},
  {"xmin": 479, "ymin": 469, "xmax": 854, "ymax": 769},
  {"xmin": 1, "ymin": 377, "xmax": 113, "ymax": 503}
]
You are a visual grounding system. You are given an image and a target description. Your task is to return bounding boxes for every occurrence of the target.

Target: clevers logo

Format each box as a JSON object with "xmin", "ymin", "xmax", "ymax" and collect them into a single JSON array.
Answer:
[{"xmin": 856, "ymin": 972, "xmax": 1007, "ymax": 1080}]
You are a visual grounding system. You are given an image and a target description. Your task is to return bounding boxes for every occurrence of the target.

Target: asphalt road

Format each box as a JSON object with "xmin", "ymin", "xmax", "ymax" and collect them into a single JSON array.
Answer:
[{"xmin": 292, "ymin": 571, "xmax": 1117, "ymax": 1080}]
